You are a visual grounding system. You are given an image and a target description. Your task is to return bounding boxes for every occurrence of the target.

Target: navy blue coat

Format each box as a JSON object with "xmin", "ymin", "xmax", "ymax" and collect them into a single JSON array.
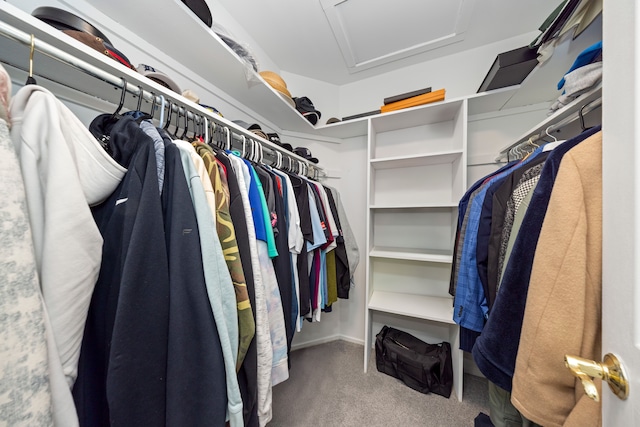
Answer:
[
  {"xmin": 161, "ymin": 138, "xmax": 227, "ymax": 426},
  {"xmin": 75, "ymin": 115, "xmax": 170, "ymax": 426}
]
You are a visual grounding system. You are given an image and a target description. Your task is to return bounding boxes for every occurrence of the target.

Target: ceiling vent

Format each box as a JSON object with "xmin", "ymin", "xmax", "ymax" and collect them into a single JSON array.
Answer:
[{"xmin": 320, "ymin": 0, "xmax": 477, "ymax": 73}]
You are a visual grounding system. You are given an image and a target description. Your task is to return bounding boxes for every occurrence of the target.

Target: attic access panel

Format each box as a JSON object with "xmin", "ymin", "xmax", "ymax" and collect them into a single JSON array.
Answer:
[{"xmin": 321, "ymin": 0, "xmax": 476, "ymax": 73}]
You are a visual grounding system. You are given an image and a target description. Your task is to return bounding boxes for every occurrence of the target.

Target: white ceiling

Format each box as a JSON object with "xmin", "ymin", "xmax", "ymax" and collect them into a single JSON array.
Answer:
[{"xmin": 213, "ymin": 0, "xmax": 562, "ymax": 86}]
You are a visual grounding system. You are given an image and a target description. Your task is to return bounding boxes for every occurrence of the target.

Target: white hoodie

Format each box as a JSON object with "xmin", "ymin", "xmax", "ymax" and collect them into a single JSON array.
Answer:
[{"xmin": 10, "ymin": 85, "xmax": 126, "ymax": 426}]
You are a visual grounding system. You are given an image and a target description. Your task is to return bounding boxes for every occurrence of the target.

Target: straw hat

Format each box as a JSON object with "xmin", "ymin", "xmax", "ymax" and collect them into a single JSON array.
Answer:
[{"xmin": 259, "ymin": 71, "xmax": 295, "ymax": 107}]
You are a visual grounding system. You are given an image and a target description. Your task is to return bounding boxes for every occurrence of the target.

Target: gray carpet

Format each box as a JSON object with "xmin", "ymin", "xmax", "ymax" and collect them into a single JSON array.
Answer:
[{"xmin": 271, "ymin": 340, "xmax": 489, "ymax": 426}]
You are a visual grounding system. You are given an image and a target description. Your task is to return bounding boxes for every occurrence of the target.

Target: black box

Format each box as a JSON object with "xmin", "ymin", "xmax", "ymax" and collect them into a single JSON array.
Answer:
[{"xmin": 477, "ymin": 46, "xmax": 539, "ymax": 93}]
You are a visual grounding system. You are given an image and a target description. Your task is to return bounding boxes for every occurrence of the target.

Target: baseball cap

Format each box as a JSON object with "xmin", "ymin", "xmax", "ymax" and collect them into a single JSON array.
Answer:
[
  {"xmin": 233, "ymin": 120, "xmax": 268, "ymax": 140},
  {"xmin": 267, "ymin": 132, "xmax": 293, "ymax": 152},
  {"xmin": 293, "ymin": 146, "xmax": 319, "ymax": 164},
  {"xmin": 136, "ymin": 64, "xmax": 182, "ymax": 94}
]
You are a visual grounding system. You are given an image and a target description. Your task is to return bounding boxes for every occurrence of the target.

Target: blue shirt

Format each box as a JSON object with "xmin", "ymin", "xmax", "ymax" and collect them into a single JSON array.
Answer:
[{"xmin": 306, "ymin": 184, "xmax": 327, "ymax": 251}]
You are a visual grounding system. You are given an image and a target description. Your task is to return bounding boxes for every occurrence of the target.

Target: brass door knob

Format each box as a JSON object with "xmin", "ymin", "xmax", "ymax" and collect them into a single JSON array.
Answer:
[{"xmin": 564, "ymin": 353, "xmax": 629, "ymax": 401}]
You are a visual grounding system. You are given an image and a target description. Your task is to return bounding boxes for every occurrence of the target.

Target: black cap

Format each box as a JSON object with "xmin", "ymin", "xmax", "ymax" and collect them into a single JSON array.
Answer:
[{"xmin": 293, "ymin": 146, "xmax": 319, "ymax": 164}]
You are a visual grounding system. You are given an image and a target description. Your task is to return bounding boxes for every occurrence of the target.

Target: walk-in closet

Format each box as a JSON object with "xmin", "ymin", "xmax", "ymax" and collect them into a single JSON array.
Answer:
[{"xmin": 1, "ymin": 0, "xmax": 635, "ymax": 426}]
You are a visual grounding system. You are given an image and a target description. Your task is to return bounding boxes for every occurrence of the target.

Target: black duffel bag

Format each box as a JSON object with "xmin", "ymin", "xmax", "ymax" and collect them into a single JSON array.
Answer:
[{"xmin": 375, "ymin": 325, "xmax": 453, "ymax": 398}]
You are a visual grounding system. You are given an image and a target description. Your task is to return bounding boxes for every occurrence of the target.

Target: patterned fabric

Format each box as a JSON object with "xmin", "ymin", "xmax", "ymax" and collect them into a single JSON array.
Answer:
[
  {"xmin": 496, "ymin": 165, "xmax": 543, "ymax": 290},
  {"xmin": 0, "ymin": 118, "xmax": 53, "ymax": 426},
  {"xmin": 194, "ymin": 142, "xmax": 255, "ymax": 369}
]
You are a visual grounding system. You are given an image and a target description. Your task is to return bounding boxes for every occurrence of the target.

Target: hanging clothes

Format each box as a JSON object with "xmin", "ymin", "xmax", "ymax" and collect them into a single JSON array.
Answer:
[
  {"xmin": 453, "ymin": 147, "xmax": 546, "ymax": 335},
  {"xmin": 195, "ymin": 141, "xmax": 255, "ymax": 370},
  {"xmin": 243, "ymin": 161, "xmax": 289, "ymax": 387},
  {"xmin": 10, "ymin": 86, "xmax": 126, "ymax": 427},
  {"xmin": 2, "ymin": 63, "xmax": 351, "ymax": 427},
  {"xmin": 511, "ymin": 129, "xmax": 603, "ymax": 427},
  {"xmin": 74, "ymin": 114, "xmax": 169, "ymax": 427},
  {"xmin": 255, "ymin": 165, "xmax": 294, "ymax": 354},
  {"xmin": 327, "ymin": 185, "xmax": 359, "ymax": 290},
  {"xmin": 481, "ymin": 152, "xmax": 550, "ymax": 311},
  {"xmin": 225, "ymin": 153, "xmax": 274, "ymax": 427},
  {"xmin": 213, "ymin": 149, "xmax": 260, "ymax": 427},
  {"xmin": 159, "ymin": 135, "xmax": 228, "ymax": 427},
  {"xmin": 173, "ymin": 139, "xmax": 243, "ymax": 427},
  {"xmin": 272, "ymin": 168, "xmax": 304, "ymax": 343},
  {"xmin": 0, "ymin": 82, "xmax": 53, "ymax": 425},
  {"xmin": 288, "ymin": 173, "xmax": 313, "ymax": 324},
  {"xmin": 471, "ymin": 125, "xmax": 601, "ymax": 393}
]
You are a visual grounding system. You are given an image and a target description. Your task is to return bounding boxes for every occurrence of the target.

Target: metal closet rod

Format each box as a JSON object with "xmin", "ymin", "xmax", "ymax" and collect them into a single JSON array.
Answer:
[{"xmin": 0, "ymin": 19, "xmax": 321, "ymax": 178}]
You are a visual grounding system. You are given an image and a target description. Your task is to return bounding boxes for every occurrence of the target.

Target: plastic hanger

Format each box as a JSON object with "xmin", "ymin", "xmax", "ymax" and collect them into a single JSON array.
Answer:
[
  {"xmin": 136, "ymin": 86, "xmax": 144, "ymax": 111},
  {"xmin": 172, "ymin": 108, "xmax": 182, "ymax": 139},
  {"xmin": 158, "ymin": 95, "xmax": 166, "ymax": 128},
  {"xmin": 133, "ymin": 86, "xmax": 154, "ymax": 123},
  {"xmin": 258, "ymin": 141, "xmax": 263, "ymax": 163},
  {"xmin": 197, "ymin": 116, "xmax": 204, "ymax": 140},
  {"xmin": 180, "ymin": 110, "xmax": 190, "ymax": 140},
  {"xmin": 190, "ymin": 114, "xmax": 198, "ymax": 140},
  {"xmin": 163, "ymin": 101, "xmax": 174, "ymax": 132},
  {"xmin": 246, "ymin": 138, "xmax": 253, "ymax": 160},
  {"xmin": 149, "ymin": 93, "xmax": 157, "ymax": 120},
  {"xmin": 26, "ymin": 34, "xmax": 37, "ymax": 85},
  {"xmin": 225, "ymin": 126, "xmax": 231, "ymax": 151},
  {"xmin": 111, "ymin": 78, "xmax": 128, "ymax": 119}
]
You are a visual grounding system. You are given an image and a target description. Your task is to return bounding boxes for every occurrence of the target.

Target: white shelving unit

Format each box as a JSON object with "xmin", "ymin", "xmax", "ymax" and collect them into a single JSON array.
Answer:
[{"xmin": 364, "ymin": 98, "xmax": 467, "ymax": 402}]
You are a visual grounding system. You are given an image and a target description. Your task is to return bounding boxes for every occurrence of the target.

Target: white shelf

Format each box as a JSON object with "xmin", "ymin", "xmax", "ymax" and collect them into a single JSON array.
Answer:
[
  {"xmin": 496, "ymin": 84, "xmax": 602, "ymax": 159},
  {"xmin": 371, "ymin": 150, "xmax": 463, "ymax": 169},
  {"xmin": 368, "ymin": 291, "xmax": 455, "ymax": 324},
  {"xmin": 370, "ymin": 203, "xmax": 458, "ymax": 209},
  {"xmin": 369, "ymin": 247, "xmax": 453, "ymax": 263},
  {"xmin": 467, "ymin": 85, "xmax": 519, "ymax": 116},
  {"xmin": 370, "ymin": 100, "xmax": 464, "ymax": 133}
]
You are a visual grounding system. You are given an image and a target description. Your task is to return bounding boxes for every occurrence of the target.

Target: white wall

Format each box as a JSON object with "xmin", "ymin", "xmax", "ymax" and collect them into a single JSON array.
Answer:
[
  {"xmin": 338, "ymin": 31, "xmax": 540, "ymax": 118},
  {"xmin": 280, "ymin": 71, "xmax": 341, "ymax": 127}
]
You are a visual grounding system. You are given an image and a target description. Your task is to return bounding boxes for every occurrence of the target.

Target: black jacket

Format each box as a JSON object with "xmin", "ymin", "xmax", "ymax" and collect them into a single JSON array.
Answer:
[
  {"xmin": 75, "ymin": 115, "xmax": 170, "ymax": 426},
  {"xmin": 161, "ymin": 137, "xmax": 227, "ymax": 426}
]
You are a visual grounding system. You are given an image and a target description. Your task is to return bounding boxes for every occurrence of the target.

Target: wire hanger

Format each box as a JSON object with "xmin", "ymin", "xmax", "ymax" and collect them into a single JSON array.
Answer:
[
  {"xmin": 578, "ymin": 103, "xmax": 588, "ymax": 131},
  {"xmin": 26, "ymin": 34, "xmax": 37, "ymax": 85},
  {"xmin": 545, "ymin": 125, "xmax": 558, "ymax": 142}
]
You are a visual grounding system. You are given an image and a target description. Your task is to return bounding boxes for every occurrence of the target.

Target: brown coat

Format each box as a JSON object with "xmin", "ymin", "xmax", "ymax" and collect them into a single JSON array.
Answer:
[{"xmin": 511, "ymin": 131, "xmax": 602, "ymax": 427}]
